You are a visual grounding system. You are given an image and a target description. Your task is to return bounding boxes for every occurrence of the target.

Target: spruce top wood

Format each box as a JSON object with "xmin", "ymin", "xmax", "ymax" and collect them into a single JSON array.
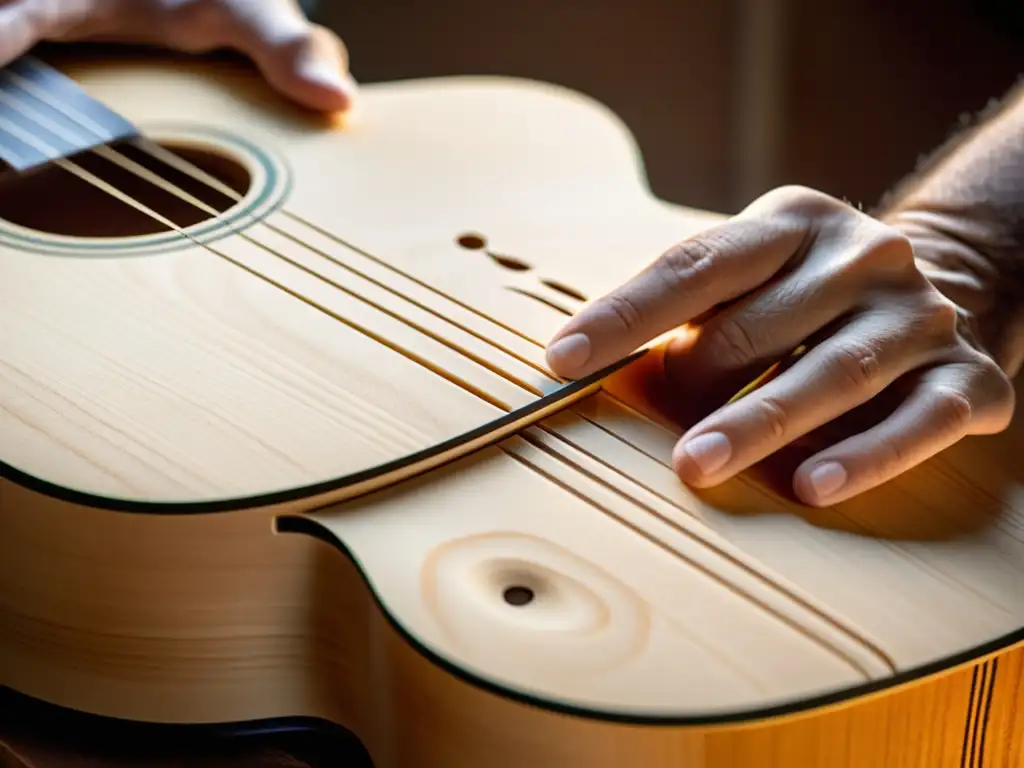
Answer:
[{"xmin": 0, "ymin": 47, "xmax": 1021, "ymax": 768}]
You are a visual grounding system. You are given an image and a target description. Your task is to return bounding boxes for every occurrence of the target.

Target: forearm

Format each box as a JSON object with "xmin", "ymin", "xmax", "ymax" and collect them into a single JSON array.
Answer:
[{"xmin": 879, "ymin": 77, "xmax": 1024, "ymax": 376}]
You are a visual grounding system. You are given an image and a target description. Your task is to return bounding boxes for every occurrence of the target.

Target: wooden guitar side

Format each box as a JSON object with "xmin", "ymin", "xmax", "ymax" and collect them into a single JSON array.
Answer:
[
  {"xmin": 4, "ymin": 464, "xmax": 1023, "ymax": 768},
  {"xmin": 1, "ymin": 51, "xmax": 1022, "ymax": 766}
]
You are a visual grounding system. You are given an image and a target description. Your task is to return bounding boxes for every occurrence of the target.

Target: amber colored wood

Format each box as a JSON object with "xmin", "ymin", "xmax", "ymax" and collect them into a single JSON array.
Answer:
[{"xmin": 1, "ymin": 50, "xmax": 1022, "ymax": 767}]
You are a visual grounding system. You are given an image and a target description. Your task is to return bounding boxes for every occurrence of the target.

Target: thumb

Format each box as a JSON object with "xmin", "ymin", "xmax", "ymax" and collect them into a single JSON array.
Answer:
[{"xmin": 222, "ymin": 0, "xmax": 357, "ymax": 113}]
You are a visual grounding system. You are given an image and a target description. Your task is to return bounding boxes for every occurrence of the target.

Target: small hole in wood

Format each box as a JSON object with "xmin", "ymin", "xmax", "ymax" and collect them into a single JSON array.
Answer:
[
  {"xmin": 488, "ymin": 251, "xmax": 532, "ymax": 271},
  {"xmin": 503, "ymin": 585, "xmax": 535, "ymax": 606},
  {"xmin": 456, "ymin": 233, "xmax": 487, "ymax": 250},
  {"xmin": 541, "ymin": 279, "xmax": 587, "ymax": 302}
]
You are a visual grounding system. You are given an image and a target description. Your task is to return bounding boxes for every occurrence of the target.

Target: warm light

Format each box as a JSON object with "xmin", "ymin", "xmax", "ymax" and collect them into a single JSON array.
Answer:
[{"xmin": 639, "ymin": 323, "xmax": 701, "ymax": 353}]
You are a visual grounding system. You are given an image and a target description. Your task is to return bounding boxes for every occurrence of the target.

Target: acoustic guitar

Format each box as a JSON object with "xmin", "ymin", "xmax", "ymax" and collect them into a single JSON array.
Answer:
[{"xmin": 0, "ymin": 46, "xmax": 1021, "ymax": 768}]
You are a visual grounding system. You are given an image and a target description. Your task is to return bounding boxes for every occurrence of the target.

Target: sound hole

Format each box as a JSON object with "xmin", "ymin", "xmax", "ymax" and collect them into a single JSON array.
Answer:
[
  {"xmin": 0, "ymin": 141, "xmax": 251, "ymax": 239},
  {"xmin": 503, "ymin": 585, "xmax": 535, "ymax": 606},
  {"xmin": 456, "ymin": 232, "xmax": 486, "ymax": 250}
]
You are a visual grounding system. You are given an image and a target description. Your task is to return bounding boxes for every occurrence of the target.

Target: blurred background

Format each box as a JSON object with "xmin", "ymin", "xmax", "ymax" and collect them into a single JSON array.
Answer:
[{"xmin": 306, "ymin": 0, "xmax": 1022, "ymax": 215}]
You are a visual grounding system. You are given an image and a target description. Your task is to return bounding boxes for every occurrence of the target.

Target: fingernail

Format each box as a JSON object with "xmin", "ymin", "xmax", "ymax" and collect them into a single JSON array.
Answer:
[
  {"xmin": 546, "ymin": 333, "xmax": 591, "ymax": 374},
  {"xmin": 299, "ymin": 60, "xmax": 358, "ymax": 99},
  {"xmin": 676, "ymin": 432, "xmax": 731, "ymax": 479},
  {"xmin": 808, "ymin": 461, "xmax": 847, "ymax": 500}
]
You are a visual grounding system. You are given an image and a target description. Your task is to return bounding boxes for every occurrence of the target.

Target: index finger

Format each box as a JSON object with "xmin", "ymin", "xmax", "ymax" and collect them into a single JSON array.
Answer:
[{"xmin": 544, "ymin": 216, "xmax": 807, "ymax": 379}]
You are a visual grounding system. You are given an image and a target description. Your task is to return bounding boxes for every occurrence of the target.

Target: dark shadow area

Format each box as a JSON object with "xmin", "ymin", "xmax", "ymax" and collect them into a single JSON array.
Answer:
[
  {"xmin": 0, "ymin": 686, "xmax": 371, "ymax": 768},
  {"xmin": 311, "ymin": 0, "xmax": 1022, "ymax": 213}
]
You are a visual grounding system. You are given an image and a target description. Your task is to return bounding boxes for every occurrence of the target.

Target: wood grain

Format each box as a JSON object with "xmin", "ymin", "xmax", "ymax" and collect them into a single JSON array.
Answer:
[
  {"xmin": 2, "ymin": 477, "xmax": 1021, "ymax": 766},
  {"xmin": 1, "ymin": 50, "xmax": 1021, "ymax": 767}
]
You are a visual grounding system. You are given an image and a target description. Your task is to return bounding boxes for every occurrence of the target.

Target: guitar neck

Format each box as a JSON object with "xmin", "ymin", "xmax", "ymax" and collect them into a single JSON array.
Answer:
[{"xmin": 0, "ymin": 56, "xmax": 138, "ymax": 172}]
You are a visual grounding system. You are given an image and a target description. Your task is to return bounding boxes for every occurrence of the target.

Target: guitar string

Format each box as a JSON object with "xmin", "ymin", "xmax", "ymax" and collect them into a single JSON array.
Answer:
[
  {"xmin": 0, "ymin": 83, "xmax": 868, "ymax": 563},
  {"xmin": 0, "ymin": 66, "xmax": 695, "ymax": 466},
  {"xmin": 0, "ymin": 83, "xmax": 702, "ymax": 509},
  {"xmin": 96, "ymin": 140, "xmax": 725, "ymax": 523},
  {"xmin": 0, "ymin": 71, "xmax": 873, "ymax": 537},
  {"xmin": 0, "ymin": 87, "xmax": 896, "ymax": 667},
  {"xmin": 126, "ymin": 162, "xmax": 891, "ymax": 671},
  {"xmin": 0, "ymin": 93, "xmax": 570, "ymax": 410},
  {"xmin": 0, "ymin": 63, "xmax": 706, "ymax": 447},
  {"xmin": 0, "ymin": 66, "xmax": 980, "ymax": 673},
  {"xmin": 2, "ymin": 62, "xmax": 776, "ymax": 492},
  {"xmin": 124, "ymin": 127, "xmax": 801, "ymax": 415},
  {"xmin": 139, "ymin": 137, "xmax": 569, "ymax": 351},
  {"xmin": 48, "ymin": 86, "xmax": 1009, "ymax": 672},
  {"xmin": 502, "ymin": 433, "xmax": 886, "ymax": 677},
  {"xmin": 1, "ymin": 96, "xmax": 707, "ymax": 513},
  {"xmin": 2, "ymin": 60, "xmax": 797, "ymax": 430},
  {"xmin": 0, "ymin": 75, "xmax": 702, "ymax": 474},
  {"xmin": 1, "ymin": 57, "xmax": 826, "ymax": 393},
  {"xmin": 0, "ymin": 63, "xmax": 560, "ymax": 371},
  {"xmin": 0, "ymin": 114, "xmax": 540, "ymax": 418},
  {"xmin": 0, "ymin": 78, "xmax": 856, "ymax": 543}
]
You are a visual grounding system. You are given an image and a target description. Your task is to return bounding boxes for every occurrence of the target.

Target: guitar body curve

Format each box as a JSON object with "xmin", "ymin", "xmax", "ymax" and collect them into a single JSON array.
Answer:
[{"xmin": 1, "ymin": 49, "xmax": 1022, "ymax": 767}]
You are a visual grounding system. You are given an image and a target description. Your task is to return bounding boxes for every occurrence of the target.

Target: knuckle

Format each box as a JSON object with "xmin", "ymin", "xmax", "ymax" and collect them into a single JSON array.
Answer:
[
  {"xmin": 603, "ymin": 292, "xmax": 645, "ymax": 334},
  {"xmin": 853, "ymin": 225, "xmax": 916, "ymax": 274},
  {"xmin": 753, "ymin": 396, "xmax": 789, "ymax": 441},
  {"xmin": 929, "ymin": 294, "xmax": 960, "ymax": 328},
  {"xmin": 831, "ymin": 255, "xmax": 867, "ymax": 289},
  {"xmin": 871, "ymin": 225, "xmax": 915, "ymax": 257},
  {"xmin": 829, "ymin": 341, "xmax": 882, "ymax": 391},
  {"xmin": 928, "ymin": 386, "xmax": 974, "ymax": 436},
  {"xmin": 896, "ymin": 291, "xmax": 962, "ymax": 351},
  {"xmin": 656, "ymin": 239, "xmax": 716, "ymax": 292},
  {"xmin": 758, "ymin": 184, "xmax": 837, "ymax": 216},
  {"xmin": 921, "ymin": 295, "xmax": 961, "ymax": 342}
]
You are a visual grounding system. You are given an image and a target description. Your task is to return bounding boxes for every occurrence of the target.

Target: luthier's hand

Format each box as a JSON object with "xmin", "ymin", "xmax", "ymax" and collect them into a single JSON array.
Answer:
[
  {"xmin": 0, "ymin": 0, "xmax": 355, "ymax": 111},
  {"xmin": 545, "ymin": 184, "xmax": 1019, "ymax": 507}
]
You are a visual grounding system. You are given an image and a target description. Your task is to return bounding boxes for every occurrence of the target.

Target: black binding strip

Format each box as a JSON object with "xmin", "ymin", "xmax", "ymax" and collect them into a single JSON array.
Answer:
[{"xmin": 0, "ymin": 350, "xmax": 645, "ymax": 515}]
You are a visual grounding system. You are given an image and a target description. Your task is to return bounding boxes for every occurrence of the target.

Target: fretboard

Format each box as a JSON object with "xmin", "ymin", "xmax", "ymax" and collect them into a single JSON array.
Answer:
[{"xmin": 0, "ymin": 56, "xmax": 138, "ymax": 172}]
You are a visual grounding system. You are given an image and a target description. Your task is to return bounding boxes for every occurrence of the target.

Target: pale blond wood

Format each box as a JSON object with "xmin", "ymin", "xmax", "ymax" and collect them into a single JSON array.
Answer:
[{"xmin": 1, "ymin": 50, "xmax": 1022, "ymax": 766}]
